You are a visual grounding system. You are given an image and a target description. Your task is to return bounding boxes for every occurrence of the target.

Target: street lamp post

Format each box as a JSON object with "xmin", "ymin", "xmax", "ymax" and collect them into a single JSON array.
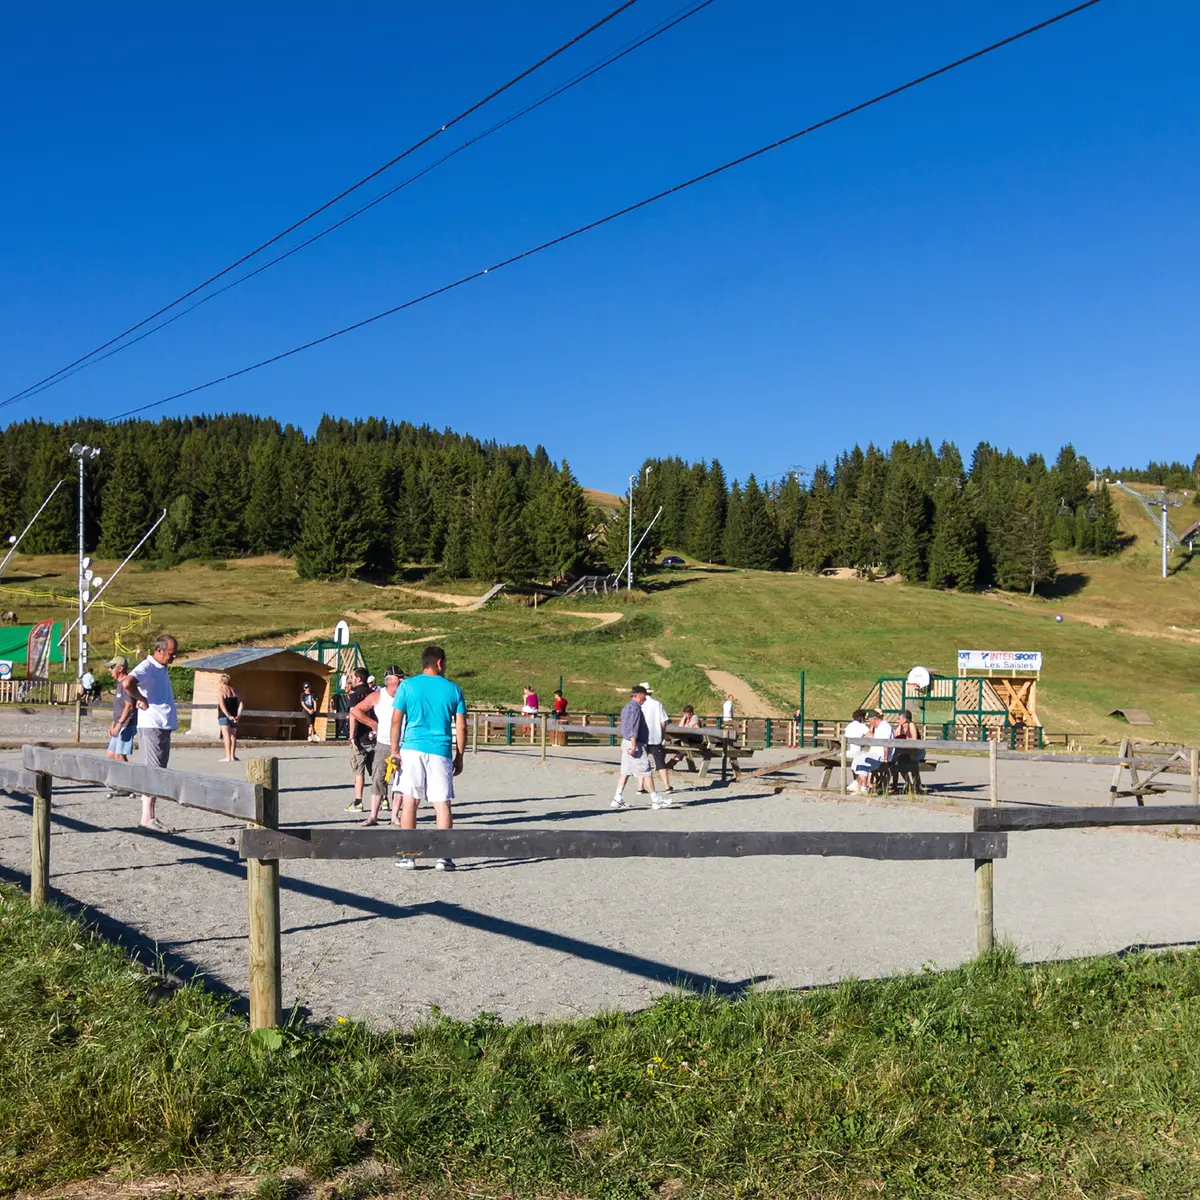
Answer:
[{"xmin": 69, "ymin": 443, "xmax": 101, "ymax": 741}]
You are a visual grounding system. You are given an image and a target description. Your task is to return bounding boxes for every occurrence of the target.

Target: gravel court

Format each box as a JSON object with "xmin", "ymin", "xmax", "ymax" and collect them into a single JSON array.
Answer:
[{"xmin": 1, "ymin": 741, "xmax": 1197, "ymax": 1026}]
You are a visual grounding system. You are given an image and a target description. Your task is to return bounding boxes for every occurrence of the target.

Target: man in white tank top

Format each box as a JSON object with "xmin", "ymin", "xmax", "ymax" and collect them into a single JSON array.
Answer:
[{"xmin": 350, "ymin": 666, "xmax": 405, "ymax": 825}]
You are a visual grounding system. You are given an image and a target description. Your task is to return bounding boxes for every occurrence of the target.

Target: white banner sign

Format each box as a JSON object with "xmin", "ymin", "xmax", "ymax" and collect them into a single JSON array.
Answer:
[{"xmin": 958, "ymin": 650, "xmax": 1042, "ymax": 673}]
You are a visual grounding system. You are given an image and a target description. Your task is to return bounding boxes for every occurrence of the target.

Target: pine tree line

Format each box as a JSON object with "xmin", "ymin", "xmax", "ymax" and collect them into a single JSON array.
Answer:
[
  {"xmin": 0, "ymin": 416, "xmax": 595, "ymax": 583},
  {"xmin": 619, "ymin": 441, "xmax": 1124, "ymax": 595},
  {"xmin": 0, "ymin": 417, "xmax": 1141, "ymax": 594}
]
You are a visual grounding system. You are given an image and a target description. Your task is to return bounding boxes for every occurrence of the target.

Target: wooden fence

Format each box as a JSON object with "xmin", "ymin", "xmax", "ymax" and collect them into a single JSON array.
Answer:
[{"xmin": 5, "ymin": 745, "xmax": 1200, "ymax": 1032}]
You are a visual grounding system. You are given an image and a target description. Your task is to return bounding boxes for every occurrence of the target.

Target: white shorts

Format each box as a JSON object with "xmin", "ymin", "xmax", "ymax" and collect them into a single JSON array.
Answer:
[{"xmin": 396, "ymin": 750, "xmax": 455, "ymax": 805}]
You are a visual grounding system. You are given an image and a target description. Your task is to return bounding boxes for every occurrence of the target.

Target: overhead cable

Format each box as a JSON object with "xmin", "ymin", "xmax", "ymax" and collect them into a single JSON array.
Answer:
[
  {"xmin": 0, "ymin": 0, "xmax": 641, "ymax": 410},
  {"xmin": 108, "ymin": 0, "xmax": 1103, "ymax": 423},
  {"xmin": 12, "ymin": 0, "xmax": 715, "ymax": 405}
]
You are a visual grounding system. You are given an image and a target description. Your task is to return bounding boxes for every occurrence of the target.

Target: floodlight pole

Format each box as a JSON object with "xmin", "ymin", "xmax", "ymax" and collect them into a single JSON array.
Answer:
[
  {"xmin": 69, "ymin": 443, "xmax": 100, "ymax": 740},
  {"xmin": 1162, "ymin": 504, "xmax": 1169, "ymax": 579}
]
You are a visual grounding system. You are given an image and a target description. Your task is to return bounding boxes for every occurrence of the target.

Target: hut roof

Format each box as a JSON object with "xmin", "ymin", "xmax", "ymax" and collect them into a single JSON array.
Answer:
[{"xmin": 182, "ymin": 647, "xmax": 329, "ymax": 672}]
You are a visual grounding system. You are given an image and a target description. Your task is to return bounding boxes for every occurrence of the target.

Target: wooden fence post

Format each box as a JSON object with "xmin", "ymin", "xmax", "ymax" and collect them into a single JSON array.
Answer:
[
  {"xmin": 839, "ymin": 733, "xmax": 848, "ymax": 796},
  {"xmin": 974, "ymin": 857, "xmax": 994, "ymax": 955},
  {"xmin": 540, "ymin": 714, "xmax": 547, "ymax": 761},
  {"xmin": 30, "ymin": 770, "xmax": 51, "ymax": 910},
  {"xmin": 471, "ymin": 712, "xmax": 478, "ymax": 755},
  {"xmin": 1109, "ymin": 736, "xmax": 1130, "ymax": 807},
  {"xmin": 1191, "ymin": 746, "xmax": 1198, "ymax": 805},
  {"xmin": 246, "ymin": 757, "xmax": 282, "ymax": 1031},
  {"xmin": 989, "ymin": 737, "xmax": 999, "ymax": 807}
]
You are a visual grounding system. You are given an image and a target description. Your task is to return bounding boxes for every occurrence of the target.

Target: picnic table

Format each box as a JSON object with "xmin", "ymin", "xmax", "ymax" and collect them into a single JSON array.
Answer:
[
  {"xmin": 812, "ymin": 736, "xmax": 939, "ymax": 793},
  {"xmin": 662, "ymin": 724, "xmax": 754, "ymax": 781}
]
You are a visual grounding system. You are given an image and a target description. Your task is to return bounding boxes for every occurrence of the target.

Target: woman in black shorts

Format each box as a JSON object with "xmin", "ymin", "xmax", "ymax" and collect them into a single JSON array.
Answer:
[{"xmin": 217, "ymin": 673, "xmax": 243, "ymax": 762}]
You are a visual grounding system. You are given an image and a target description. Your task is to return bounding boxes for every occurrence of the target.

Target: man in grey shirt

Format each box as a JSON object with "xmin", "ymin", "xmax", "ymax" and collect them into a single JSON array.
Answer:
[{"xmin": 612, "ymin": 684, "xmax": 663, "ymax": 810}]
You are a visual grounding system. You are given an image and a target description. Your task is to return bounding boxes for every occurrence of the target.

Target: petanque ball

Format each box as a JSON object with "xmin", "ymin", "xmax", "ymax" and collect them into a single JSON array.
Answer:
[{"xmin": 1055, "ymin": 614, "xmax": 1064, "ymax": 623}]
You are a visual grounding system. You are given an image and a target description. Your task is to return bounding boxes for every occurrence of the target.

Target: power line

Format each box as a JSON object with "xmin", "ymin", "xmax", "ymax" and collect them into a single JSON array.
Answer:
[
  {"xmin": 108, "ymin": 0, "xmax": 1103, "ymax": 424},
  {"xmin": 11, "ymin": 0, "xmax": 716, "ymax": 407},
  {"xmin": 0, "ymin": 0, "xmax": 641, "ymax": 411}
]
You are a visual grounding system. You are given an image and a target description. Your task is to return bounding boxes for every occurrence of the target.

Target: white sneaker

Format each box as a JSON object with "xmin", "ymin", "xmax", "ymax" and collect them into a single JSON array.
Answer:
[
  {"xmin": 654, "ymin": 793, "xmax": 673, "ymax": 808},
  {"xmin": 611, "ymin": 796, "xmax": 630, "ymax": 810}
]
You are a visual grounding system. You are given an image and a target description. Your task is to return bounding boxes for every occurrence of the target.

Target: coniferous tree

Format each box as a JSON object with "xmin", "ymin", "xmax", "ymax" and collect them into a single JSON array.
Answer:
[
  {"xmin": 469, "ymin": 463, "xmax": 531, "ymax": 582},
  {"xmin": 1001, "ymin": 484, "xmax": 1057, "ymax": 595},
  {"xmin": 295, "ymin": 448, "xmax": 372, "ymax": 580},
  {"xmin": 880, "ymin": 458, "xmax": 931, "ymax": 580},
  {"xmin": 545, "ymin": 461, "xmax": 594, "ymax": 580},
  {"xmin": 794, "ymin": 465, "xmax": 837, "ymax": 571},
  {"xmin": 440, "ymin": 492, "xmax": 471, "ymax": 580},
  {"xmin": 770, "ymin": 472, "xmax": 807, "ymax": 569},
  {"xmin": 687, "ymin": 461, "xmax": 727, "ymax": 563},
  {"xmin": 1074, "ymin": 507, "xmax": 1097, "ymax": 554},
  {"xmin": 22, "ymin": 438, "xmax": 73, "ymax": 554},
  {"xmin": 245, "ymin": 432, "xmax": 293, "ymax": 553},
  {"xmin": 738, "ymin": 475, "xmax": 779, "ymax": 569},
  {"xmin": 721, "ymin": 482, "xmax": 746, "ymax": 566},
  {"xmin": 1092, "ymin": 484, "xmax": 1120, "ymax": 555},
  {"xmin": 97, "ymin": 441, "xmax": 157, "ymax": 556},
  {"xmin": 927, "ymin": 483, "xmax": 979, "ymax": 590}
]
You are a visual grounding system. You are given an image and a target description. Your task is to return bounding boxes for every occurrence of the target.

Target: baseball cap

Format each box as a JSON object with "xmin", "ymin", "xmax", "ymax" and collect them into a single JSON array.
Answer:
[
  {"xmin": 384, "ymin": 664, "xmax": 404, "ymax": 680},
  {"xmin": 106, "ymin": 655, "xmax": 128, "ymax": 669},
  {"xmin": 638, "ymin": 681, "xmax": 654, "ymax": 695}
]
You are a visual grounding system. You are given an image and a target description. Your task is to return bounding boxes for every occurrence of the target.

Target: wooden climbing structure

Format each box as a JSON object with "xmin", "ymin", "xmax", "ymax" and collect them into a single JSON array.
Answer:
[{"xmin": 861, "ymin": 656, "xmax": 1043, "ymax": 748}]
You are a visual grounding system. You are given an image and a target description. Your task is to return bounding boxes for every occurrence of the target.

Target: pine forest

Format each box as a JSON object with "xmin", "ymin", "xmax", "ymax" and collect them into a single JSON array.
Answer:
[{"xmin": 0, "ymin": 416, "xmax": 1173, "ymax": 596}]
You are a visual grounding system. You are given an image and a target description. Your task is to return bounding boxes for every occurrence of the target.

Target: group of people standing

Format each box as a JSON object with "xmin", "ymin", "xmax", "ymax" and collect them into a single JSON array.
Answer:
[{"xmin": 342, "ymin": 645, "xmax": 468, "ymax": 872}]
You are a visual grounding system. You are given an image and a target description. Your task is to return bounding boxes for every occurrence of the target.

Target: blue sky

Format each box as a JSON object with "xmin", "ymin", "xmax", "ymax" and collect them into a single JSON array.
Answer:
[{"xmin": 2, "ymin": 1, "xmax": 1196, "ymax": 490}]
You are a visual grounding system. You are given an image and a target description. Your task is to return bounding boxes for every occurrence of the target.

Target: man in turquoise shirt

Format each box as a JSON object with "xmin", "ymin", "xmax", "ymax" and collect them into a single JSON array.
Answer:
[{"xmin": 388, "ymin": 644, "xmax": 467, "ymax": 872}]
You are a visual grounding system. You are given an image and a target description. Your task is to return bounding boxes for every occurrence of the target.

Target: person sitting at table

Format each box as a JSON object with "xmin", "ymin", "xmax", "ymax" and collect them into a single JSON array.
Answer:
[
  {"xmin": 666, "ymin": 704, "xmax": 702, "ymax": 769},
  {"xmin": 845, "ymin": 708, "xmax": 884, "ymax": 795},
  {"xmin": 891, "ymin": 709, "xmax": 925, "ymax": 794}
]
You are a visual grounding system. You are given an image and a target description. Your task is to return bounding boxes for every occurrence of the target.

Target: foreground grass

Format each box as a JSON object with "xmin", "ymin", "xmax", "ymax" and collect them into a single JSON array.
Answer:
[{"xmin": 3, "ymin": 886, "xmax": 1200, "ymax": 1197}]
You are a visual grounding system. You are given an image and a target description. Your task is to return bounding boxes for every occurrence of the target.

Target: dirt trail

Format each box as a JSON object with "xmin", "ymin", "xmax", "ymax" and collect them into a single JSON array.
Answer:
[
  {"xmin": 389, "ymin": 586, "xmax": 478, "ymax": 609},
  {"xmin": 344, "ymin": 609, "xmax": 416, "ymax": 633},
  {"xmin": 696, "ymin": 667, "xmax": 776, "ymax": 716},
  {"xmin": 565, "ymin": 611, "xmax": 622, "ymax": 628},
  {"xmin": 650, "ymin": 651, "xmax": 672, "ymax": 668}
]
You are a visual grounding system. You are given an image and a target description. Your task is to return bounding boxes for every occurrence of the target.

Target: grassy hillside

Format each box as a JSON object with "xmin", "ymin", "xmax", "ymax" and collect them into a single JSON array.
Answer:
[{"xmin": 2, "ymin": 484, "xmax": 1198, "ymax": 741}]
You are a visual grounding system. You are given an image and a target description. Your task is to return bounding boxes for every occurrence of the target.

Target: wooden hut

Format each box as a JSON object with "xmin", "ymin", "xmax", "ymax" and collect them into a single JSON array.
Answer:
[{"xmin": 184, "ymin": 648, "xmax": 332, "ymax": 741}]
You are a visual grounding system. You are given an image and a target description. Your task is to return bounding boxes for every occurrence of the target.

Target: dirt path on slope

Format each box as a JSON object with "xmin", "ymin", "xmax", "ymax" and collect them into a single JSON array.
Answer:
[
  {"xmin": 695, "ymin": 666, "xmax": 776, "ymax": 716},
  {"xmin": 564, "ymin": 611, "xmax": 622, "ymax": 628},
  {"xmin": 344, "ymin": 609, "xmax": 416, "ymax": 633}
]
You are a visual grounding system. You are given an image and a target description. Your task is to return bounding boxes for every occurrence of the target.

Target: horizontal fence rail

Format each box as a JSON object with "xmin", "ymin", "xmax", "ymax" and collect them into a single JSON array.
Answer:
[
  {"xmin": 21, "ymin": 745, "xmax": 263, "ymax": 822},
  {"xmin": 0, "ymin": 763, "xmax": 37, "ymax": 797},
  {"xmin": 975, "ymin": 805, "xmax": 1200, "ymax": 831},
  {"xmin": 239, "ymin": 827, "xmax": 1008, "ymax": 862}
]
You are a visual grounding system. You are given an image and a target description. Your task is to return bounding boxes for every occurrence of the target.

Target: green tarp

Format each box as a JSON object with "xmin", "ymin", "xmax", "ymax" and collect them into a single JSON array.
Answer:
[{"xmin": 0, "ymin": 622, "xmax": 65, "ymax": 665}]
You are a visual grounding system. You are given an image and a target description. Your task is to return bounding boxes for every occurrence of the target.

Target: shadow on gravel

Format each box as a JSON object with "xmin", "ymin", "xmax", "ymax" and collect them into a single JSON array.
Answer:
[{"xmin": 3, "ymin": 797, "xmax": 772, "ymax": 1002}]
